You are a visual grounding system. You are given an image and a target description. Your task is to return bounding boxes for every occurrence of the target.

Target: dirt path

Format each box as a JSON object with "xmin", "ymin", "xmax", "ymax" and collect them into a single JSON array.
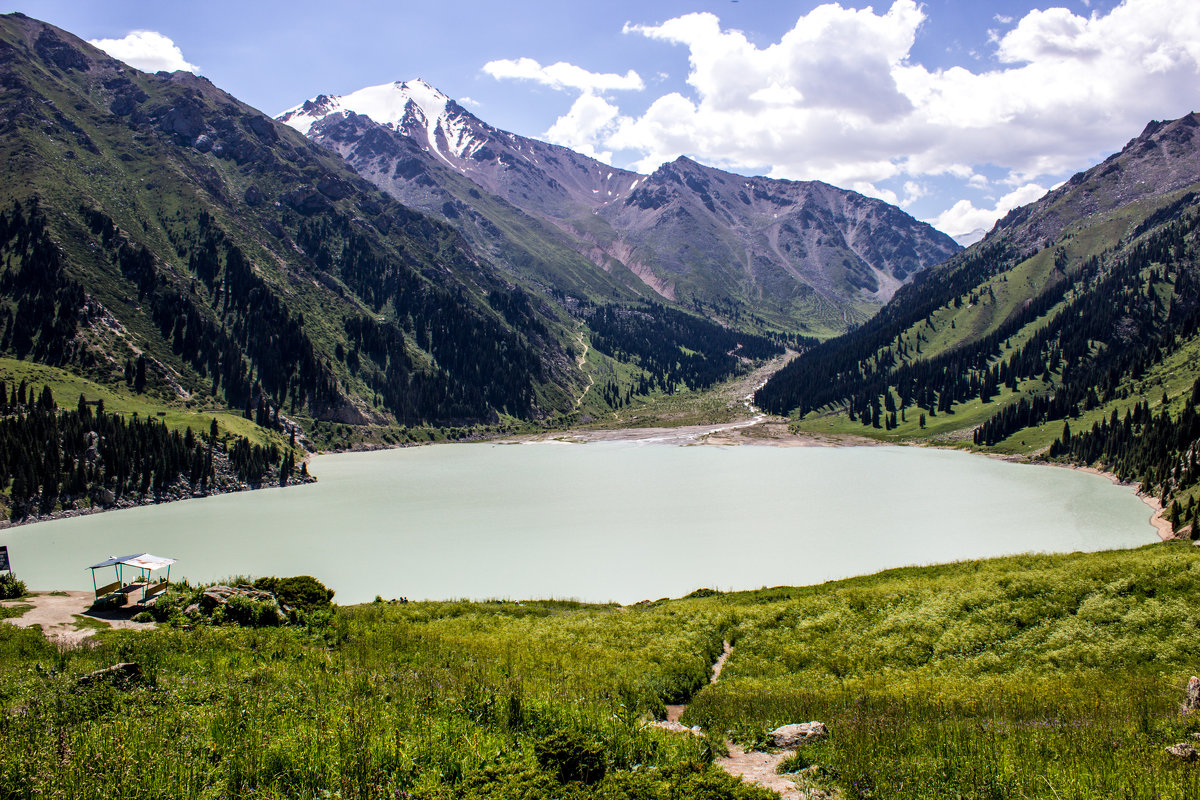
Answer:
[
  {"xmin": 572, "ymin": 330, "xmax": 595, "ymax": 411},
  {"xmin": 718, "ymin": 745, "xmax": 810, "ymax": 800},
  {"xmin": 0, "ymin": 590, "xmax": 153, "ymax": 644},
  {"xmin": 651, "ymin": 640, "xmax": 826, "ymax": 799}
]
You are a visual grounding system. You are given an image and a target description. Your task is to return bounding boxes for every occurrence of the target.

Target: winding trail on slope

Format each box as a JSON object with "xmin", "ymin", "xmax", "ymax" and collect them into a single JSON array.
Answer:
[
  {"xmin": 572, "ymin": 330, "xmax": 595, "ymax": 411},
  {"xmin": 652, "ymin": 641, "xmax": 823, "ymax": 800}
]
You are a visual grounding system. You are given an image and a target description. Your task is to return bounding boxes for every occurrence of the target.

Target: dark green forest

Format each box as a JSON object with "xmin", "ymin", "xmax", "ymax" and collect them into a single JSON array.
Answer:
[
  {"xmin": 585, "ymin": 302, "xmax": 782, "ymax": 399},
  {"xmin": 757, "ymin": 192, "xmax": 1200, "ymax": 522},
  {"xmin": 0, "ymin": 382, "xmax": 292, "ymax": 522}
]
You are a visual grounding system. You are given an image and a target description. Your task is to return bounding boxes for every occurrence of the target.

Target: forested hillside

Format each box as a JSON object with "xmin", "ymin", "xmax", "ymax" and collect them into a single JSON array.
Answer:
[
  {"xmin": 757, "ymin": 112, "xmax": 1200, "ymax": 531},
  {"xmin": 0, "ymin": 14, "xmax": 585, "ymax": 429},
  {"xmin": 0, "ymin": 13, "xmax": 797, "ymax": 519}
]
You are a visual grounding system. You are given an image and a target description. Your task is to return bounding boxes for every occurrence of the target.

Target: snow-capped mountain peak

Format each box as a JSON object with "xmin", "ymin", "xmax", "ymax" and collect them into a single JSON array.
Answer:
[{"xmin": 278, "ymin": 79, "xmax": 482, "ymax": 162}]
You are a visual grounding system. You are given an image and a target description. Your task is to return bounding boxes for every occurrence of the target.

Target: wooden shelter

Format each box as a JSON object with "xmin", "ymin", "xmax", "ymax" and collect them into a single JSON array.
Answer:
[{"xmin": 88, "ymin": 553, "xmax": 175, "ymax": 604}]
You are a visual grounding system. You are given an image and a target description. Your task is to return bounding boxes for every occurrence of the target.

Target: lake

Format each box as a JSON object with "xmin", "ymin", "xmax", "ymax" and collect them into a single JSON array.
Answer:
[{"xmin": 0, "ymin": 442, "xmax": 1159, "ymax": 604}]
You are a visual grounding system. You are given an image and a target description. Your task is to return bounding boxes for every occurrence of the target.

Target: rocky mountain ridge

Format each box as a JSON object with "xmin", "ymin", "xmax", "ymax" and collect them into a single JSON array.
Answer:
[{"xmin": 281, "ymin": 80, "xmax": 960, "ymax": 334}]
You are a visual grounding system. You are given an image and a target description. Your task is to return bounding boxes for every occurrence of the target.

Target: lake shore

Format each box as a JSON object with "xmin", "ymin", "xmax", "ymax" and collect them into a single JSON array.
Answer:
[
  {"xmin": 1071, "ymin": 464, "xmax": 1175, "ymax": 542},
  {"xmin": 501, "ymin": 418, "xmax": 879, "ymax": 448}
]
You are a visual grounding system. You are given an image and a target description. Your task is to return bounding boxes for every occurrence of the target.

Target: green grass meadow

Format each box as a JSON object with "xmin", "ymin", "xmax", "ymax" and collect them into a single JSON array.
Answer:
[{"xmin": 4, "ymin": 545, "xmax": 1200, "ymax": 798}]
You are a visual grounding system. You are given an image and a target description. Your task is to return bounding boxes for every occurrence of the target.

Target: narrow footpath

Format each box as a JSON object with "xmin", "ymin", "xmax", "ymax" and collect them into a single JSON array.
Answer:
[{"xmin": 651, "ymin": 640, "xmax": 828, "ymax": 800}]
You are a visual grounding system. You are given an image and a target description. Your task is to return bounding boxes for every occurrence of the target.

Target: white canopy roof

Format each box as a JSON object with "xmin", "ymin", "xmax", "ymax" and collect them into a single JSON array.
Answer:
[{"xmin": 88, "ymin": 553, "xmax": 176, "ymax": 571}]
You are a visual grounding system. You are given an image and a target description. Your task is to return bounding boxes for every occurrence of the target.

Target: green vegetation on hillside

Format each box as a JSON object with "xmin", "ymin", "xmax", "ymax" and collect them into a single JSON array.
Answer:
[
  {"xmin": 755, "ymin": 156, "xmax": 1200, "ymax": 532},
  {"xmin": 4, "ymin": 546, "xmax": 1200, "ymax": 799}
]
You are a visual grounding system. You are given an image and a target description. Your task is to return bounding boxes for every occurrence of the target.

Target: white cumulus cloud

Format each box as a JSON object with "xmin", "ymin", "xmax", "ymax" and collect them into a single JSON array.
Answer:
[
  {"xmin": 89, "ymin": 31, "xmax": 199, "ymax": 74},
  {"xmin": 488, "ymin": 0, "xmax": 1200, "ymax": 237},
  {"xmin": 482, "ymin": 57, "xmax": 643, "ymax": 93},
  {"xmin": 545, "ymin": 94, "xmax": 623, "ymax": 162},
  {"xmin": 930, "ymin": 184, "xmax": 1049, "ymax": 239}
]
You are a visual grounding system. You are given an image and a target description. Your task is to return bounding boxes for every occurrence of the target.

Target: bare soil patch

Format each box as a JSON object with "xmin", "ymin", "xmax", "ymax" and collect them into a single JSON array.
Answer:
[{"xmin": 0, "ymin": 590, "xmax": 154, "ymax": 644}]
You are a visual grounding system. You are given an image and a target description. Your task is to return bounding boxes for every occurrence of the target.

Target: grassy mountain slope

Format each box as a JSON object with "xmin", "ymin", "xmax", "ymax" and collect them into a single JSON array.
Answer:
[
  {"xmin": 0, "ymin": 12, "xmax": 591, "ymax": 434},
  {"xmin": 4, "ymin": 544, "xmax": 1200, "ymax": 799},
  {"xmin": 757, "ymin": 111, "xmax": 1200, "ymax": 528}
]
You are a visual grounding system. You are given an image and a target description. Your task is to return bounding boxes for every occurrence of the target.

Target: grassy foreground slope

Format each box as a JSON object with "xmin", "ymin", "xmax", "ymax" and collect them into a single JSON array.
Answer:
[{"xmin": 4, "ymin": 545, "xmax": 1200, "ymax": 799}]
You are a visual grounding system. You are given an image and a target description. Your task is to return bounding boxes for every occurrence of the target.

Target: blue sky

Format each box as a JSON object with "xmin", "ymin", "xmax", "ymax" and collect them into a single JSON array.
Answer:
[{"xmin": 11, "ymin": 0, "xmax": 1198, "ymax": 239}]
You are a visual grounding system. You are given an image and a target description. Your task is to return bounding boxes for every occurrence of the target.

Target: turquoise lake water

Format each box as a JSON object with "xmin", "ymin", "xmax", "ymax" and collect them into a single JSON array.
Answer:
[{"xmin": 0, "ymin": 442, "xmax": 1158, "ymax": 604}]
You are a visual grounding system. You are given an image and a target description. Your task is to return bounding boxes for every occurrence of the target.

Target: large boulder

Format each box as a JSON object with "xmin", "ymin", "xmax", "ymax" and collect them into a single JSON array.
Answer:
[{"xmin": 770, "ymin": 722, "xmax": 828, "ymax": 749}]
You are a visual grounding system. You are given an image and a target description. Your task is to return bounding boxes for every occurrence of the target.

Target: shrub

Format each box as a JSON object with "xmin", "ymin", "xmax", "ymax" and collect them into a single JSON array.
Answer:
[
  {"xmin": 0, "ymin": 572, "xmax": 26, "ymax": 599},
  {"xmin": 144, "ymin": 587, "xmax": 200, "ymax": 623},
  {"xmin": 253, "ymin": 575, "xmax": 334, "ymax": 612},
  {"xmin": 221, "ymin": 594, "xmax": 282, "ymax": 627},
  {"xmin": 533, "ymin": 730, "xmax": 607, "ymax": 784}
]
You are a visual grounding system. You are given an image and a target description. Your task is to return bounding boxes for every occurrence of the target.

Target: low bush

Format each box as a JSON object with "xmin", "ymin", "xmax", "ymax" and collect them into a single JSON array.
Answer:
[
  {"xmin": 218, "ymin": 593, "xmax": 282, "ymax": 627},
  {"xmin": 533, "ymin": 730, "xmax": 607, "ymax": 784},
  {"xmin": 0, "ymin": 572, "xmax": 26, "ymax": 599},
  {"xmin": 253, "ymin": 575, "xmax": 334, "ymax": 612}
]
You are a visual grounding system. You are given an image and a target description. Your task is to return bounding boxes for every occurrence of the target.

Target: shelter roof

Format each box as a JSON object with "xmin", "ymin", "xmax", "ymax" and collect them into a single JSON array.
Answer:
[{"xmin": 88, "ymin": 553, "xmax": 176, "ymax": 571}]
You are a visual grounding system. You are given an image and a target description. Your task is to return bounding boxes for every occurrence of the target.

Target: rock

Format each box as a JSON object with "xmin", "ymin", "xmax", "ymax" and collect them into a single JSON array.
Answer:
[
  {"xmin": 316, "ymin": 175, "xmax": 353, "ymax": 200},
  {"xmin": 199, "ymin": 589, "xmax": 230, "ymax": 611},
  {"xmin": 770, "ymin": 722, "xmax": 828, "ymax": 749},
  {"xmin": 1184, "ymin": 676, "xmax": 1200, "ymax": 713},
  {"xmin": 243, "ymin": 184, "xmax": 264, "ymax": 207},
  {"xmin": 77, "ymin": 662, "xmax": 144, "ymax": 689},
  {"xmin": 244, "ymin": 114, "xmax": 279, "ymax": 143},
  {"xmin": 647, "ymin": 720, "xmax": 702, "ymax": 736},
  {"xmin": 34, "ymin": 29, "xmax": 89, "ymax": 72},
  {"xmin": 1167, "ymin": 743, "xmax": 1199, "ymax": 761},
  {"xmin": 157, "ymin": 99, "xmax": 206, "ymax": 141},
  {"xmin": 281, "ymin": 186, "xmax": 331, "ymax": 215}
]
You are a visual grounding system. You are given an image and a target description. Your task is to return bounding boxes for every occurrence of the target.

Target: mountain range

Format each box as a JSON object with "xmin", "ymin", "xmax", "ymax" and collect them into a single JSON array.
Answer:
[
  {"xmin": 0, "ymin": 9, "xmax": 968, "ymax": 451},
  {"xmin": 8, "ymin": 7, "xmax": 1200, "ymax": 521},
  {"xmin": 279, "ymin": 80, "xmax": 960, "ymax": 334},
  {"xmin": 0, "ymin": 13, "xmax": 588, "ymax": 434}
]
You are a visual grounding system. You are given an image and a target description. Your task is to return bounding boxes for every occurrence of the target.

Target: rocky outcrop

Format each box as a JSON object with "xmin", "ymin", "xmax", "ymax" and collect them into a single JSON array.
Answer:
[
  {"xmin": 770, "ymin": 722, "xmax": 829, "ymax": 749},
  {"xmin": 200, "ymin": 585, "xmax": 282, "ymax": 612},
  {"xmin": 1166, "ymin": 743, "xmax": 1199, "ymax": 761}
]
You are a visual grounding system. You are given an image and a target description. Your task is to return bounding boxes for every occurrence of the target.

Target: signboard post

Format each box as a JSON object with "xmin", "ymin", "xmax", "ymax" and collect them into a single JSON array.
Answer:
[{"xmin": 0, "ymin": 545, "xmax": 9, "ymax": 572}]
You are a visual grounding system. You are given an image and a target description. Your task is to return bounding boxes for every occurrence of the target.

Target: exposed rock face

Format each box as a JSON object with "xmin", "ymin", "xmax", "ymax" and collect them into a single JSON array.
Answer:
[
  {"xmin": 34, "ymin": 28, "xmax": 88, "ymax": 72},
  {"xmin": 770, "ymin": 722, "xmax": 829, "ymax": 749},
  {"xmin": 993, "ymin": 112, "xmax": 1200, "ymax": 252}
]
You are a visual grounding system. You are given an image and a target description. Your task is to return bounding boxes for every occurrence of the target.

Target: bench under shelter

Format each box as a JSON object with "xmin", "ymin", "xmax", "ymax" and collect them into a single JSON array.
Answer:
[{"xmin": 88, "ymin": 553, "xmax": 176, "ymax": 604}]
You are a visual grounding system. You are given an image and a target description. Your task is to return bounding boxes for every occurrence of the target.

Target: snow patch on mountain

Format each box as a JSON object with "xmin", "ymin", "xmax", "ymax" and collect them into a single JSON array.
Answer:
[{"xmin": 279, "ymin": 79, "xmax": 484, "ymax": 164}]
